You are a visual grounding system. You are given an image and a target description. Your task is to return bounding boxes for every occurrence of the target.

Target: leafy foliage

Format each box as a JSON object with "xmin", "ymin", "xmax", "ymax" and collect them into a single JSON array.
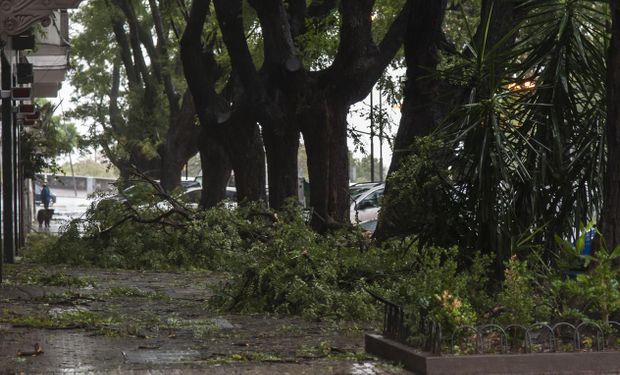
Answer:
[
  {"xmin": 24, "ymin": 196, "xmax": 620, "ymax": 331},
  {"xmin": 553, "ymin": 226, "xmax": 620, "ymax": 323},
  {"xmin": 382, "ymin": 0, "xmax": 609, "ymax": 270},
  {"xmin": 378, "ymin": 137, "xmax": 468, "ymax": 247},
  {"xmin": 20, "ymin": 103, "xmax": 81, "ymax": 179},
  {"xmin": 497, "ymin": 256, "xmax": 538, "ymax": 325}
]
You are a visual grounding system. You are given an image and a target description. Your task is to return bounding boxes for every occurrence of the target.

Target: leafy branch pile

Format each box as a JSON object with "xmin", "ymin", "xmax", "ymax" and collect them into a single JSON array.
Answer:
[{"xmin": 25, "ymin": 180, "xmax": 620, "ymax": 327}]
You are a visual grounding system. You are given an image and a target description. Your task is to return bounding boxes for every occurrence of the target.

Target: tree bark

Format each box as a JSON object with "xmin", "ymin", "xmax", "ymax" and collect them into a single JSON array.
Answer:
[
  {"xmin": 109, "ymin": 0, "xmax": 165, "ymax": 179},
  {"xmin": 160, "ymin": 91, "xmax": 199, "ymax": 192},
  {"xmin": 222, "ymin": 108, "xmax": 267, "ymax": 203},
  {"xmin": 301, "ymin": 95, "xmax": 330, "ymax": 229},
  {"xmin": 387, "ymin": 0, "xmax": 446, "ymax": 175},
  {"xmin": 304, "ymin": 1, "xmax": 408, "ymax": 229},
  {"xmin": 181, "ymin": 0, "xmax": 266, "ymax": 204},
  {"xmin": 215, "ymin": 0, "xmax": 408, "ymax": 224},
  {"xmin": 301, "ymin": 95, "xmax": 350, "ymax": 230},
  {"xmin": 602, "ymin": 0, "xmax": 620, "ymax": 255},
  {"xmin": 263, "ymin": 126, "xmax": 299, "ymax": 210},
  {"xmin": 199, "ymin": 129, "xmax": 232, "ymax": 208},
  {"xmin": 327, "ymin": 100, "xmax": 351, "ymax": 225},
  {"xmin": 374, "ymin": 0, "xmax": 446, "ymax": 240}
]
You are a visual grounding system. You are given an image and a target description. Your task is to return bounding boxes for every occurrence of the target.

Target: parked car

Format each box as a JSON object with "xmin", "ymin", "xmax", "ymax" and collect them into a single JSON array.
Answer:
[
  {"xmin": 349, "ymin": 182, "xmax": 383, "ymax": 201},
  {"xmin": 34, "ymin": 183, "xmax": 56, "ymax": 206},
  {"xmin": 350, "ymin": 183, "xmax": 384, "ymax": 225},
  {"xmin": 181, "ymin": 178, "xmax": 200, "ymax": 189},
  {"xmin": 157, "ymin": 186, "xmax": 237, "ymax": 210},
  {"xmin": 358, "ymin": 218, "xmax": 378, "ymax": 234}
]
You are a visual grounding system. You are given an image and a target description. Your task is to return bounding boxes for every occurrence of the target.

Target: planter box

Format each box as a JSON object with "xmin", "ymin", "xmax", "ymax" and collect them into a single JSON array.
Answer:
[{"xmin": 365, "ymin": 333, "xmax": 620, "ymax": 374}]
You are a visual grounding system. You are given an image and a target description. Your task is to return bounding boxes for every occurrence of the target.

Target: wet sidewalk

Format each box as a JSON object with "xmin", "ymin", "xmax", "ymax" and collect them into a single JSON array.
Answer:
[
  {"xmin": 30, "ymin": 188, "xmax": 92, "ymax": 235},
  {"xmin": 0, "ymin": 263, "xmax": 410, "ymax": 374}
]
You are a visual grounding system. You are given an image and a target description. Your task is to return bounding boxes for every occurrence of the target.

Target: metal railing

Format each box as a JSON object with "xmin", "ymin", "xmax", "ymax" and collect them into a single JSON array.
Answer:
[
  {"xmin": 366, "ymin": 288, "xmax": 442, "ymax": 355},
  {"xmin": 366, "ymin": 289, "xmax": 620, "ymax": 356}
]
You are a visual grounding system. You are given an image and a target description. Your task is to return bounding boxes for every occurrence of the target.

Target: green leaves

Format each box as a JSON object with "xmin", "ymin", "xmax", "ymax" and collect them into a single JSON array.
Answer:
[{"xmin": 427, "ymin": 0, "xmax": 609, "ymax": 262}]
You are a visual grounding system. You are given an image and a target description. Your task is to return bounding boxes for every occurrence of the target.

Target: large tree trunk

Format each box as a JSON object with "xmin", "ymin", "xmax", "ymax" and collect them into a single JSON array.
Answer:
[
  {"xmin": 129, "ymin": 151, "xmax": 161, "ymax": 180},
  {"xmin": 374, "ymin": 0, "xmax": 446, "ymax": 241},
  {"xmin": 302, "ymin": 99, "xmax": 330, "ymax": 230},
  {"xmin": 214, "ymin": 0, "xmax": 408, "ymax": 223},
  {"xmin": 384, "ymin": 0, "xmax": 445, "ymax": 175},
  {"xmin": 602, "ymin": 0, "xmax": 620, "ymax": 255},
  {"xmin": 199, "ymin": 129, "xmax": 232, "ymax": 208},
  {"xmin": 301, "ymin": 96, "xmax": 351, "ymax": 231},
  {"xmin": 160, "ymin": 91, "xmax": 199, "ymax": 192},
  {"xmin": 181, "ymin": 0, "xmax": 265, "ymax": 205},
  {"xmin": 160, "ymin": 150, "xmax": 185, "ymax": 191},
  {"xmin": 224, "ymin": 110, "xmax": 267, "ymax": 203},
  {"xmin": 327, "ymin": 100, "xmax": 351, "ymax": 225},
  {"xmin": 263, "ymin": 126, "xmax": 299, "ymax": 210}
]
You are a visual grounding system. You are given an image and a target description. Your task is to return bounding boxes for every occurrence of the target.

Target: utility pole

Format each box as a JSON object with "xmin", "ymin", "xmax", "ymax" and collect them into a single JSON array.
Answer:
[
  {"xmin": 370, "ymin": 87, "xmax": 375, "ymax": 182},
  {"xmin": 2, "ymin": 49, "xmax": 15, "ymax": 266},
  {"xmin": 0, "ymin": 47, "xmax": 5, "ymax": 283},
  {"xmin": 379, "ymin": 86, "xmax": 383, "ymax": 182}
]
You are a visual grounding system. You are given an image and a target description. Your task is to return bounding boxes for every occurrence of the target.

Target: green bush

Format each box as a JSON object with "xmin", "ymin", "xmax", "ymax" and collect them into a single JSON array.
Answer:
[
  {"xmin": 377, "ymin": 137, "xmax": 469, "ymax": 247},
  {"xmin": 209, "ymin": 205, "xmax": 378, "ymax": 320},
  {"xmin": 372, "ymin": 244, "xmax": 492, "ymax": 333},
  {"xmin": 497, "ymin": 256, "xmax": 538, "ymax": 325}
]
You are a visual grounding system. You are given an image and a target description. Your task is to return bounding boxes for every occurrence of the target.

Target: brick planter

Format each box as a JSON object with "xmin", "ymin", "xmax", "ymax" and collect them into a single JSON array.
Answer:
[{"xmin": 365, "ymin": 333, "xmax": 620, "ymax": 374}]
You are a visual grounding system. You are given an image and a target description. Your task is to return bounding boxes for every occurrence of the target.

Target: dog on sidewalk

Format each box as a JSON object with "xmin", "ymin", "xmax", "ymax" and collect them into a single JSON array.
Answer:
[{"xmin": 37, "ymin": 209, "xmax": 54, "ymax": 228}]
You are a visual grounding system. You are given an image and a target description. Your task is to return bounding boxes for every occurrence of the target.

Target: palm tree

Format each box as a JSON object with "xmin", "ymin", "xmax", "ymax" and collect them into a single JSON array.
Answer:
[
  {"xmin": 380, "ymin": 0, "xmax": 609, "ymax": 273},
  {"xmin": 443, "ymin": 0, "xmax": 608, "ymax": 264}
]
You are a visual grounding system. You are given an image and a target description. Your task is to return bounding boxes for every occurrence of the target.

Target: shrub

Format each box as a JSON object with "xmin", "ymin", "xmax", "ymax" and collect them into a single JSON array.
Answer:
[
  {"xmin": 209, "ymin": 206, "xmax": 378, "ymax": 320},
  {"xmin": 497, "ymin": 256, "xmax": 537, "ymax": 325},
  {"xmin": 372, "ymin": 243, "xmax": 492, "ymax": 332},
  {"xmin": 377, "ymin": 137, "xmax": 469, "ymax": 248}
]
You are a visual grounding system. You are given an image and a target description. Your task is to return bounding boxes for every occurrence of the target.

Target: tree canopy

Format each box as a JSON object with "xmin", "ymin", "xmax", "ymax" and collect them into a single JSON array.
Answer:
[{"xmin": 61, "ymin": 0, "xmax": 620, "ymax": 265}]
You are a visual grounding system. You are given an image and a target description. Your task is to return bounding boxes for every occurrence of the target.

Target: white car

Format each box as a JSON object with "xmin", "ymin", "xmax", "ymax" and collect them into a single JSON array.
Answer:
[
  {"xmin": 350, "ymin": 183, "xmax": 384, "ymax": 224},
  {"xmin": 156, "ymin": 186, "xmax": 237, "ymax": 210}
]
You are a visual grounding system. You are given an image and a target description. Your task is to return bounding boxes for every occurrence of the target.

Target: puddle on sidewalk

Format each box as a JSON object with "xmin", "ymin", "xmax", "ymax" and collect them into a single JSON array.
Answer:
[
  {"xmin": 48, "ymin": 306, "xmax": 87, "ymax": 318},
  {"xmin": 350, "ymin": 362, "xmax": 387, "ymax": 375},
  {"xmin": 211, "ymin": 318, "xmax": 238, "ymax": 330},
  {"xmin": 59, "ymin": 365, "xmax": 97, "ymax": 373},
  {"xmin": 123, "ymin": 349, "xmax": 202, "ymax": 364}
]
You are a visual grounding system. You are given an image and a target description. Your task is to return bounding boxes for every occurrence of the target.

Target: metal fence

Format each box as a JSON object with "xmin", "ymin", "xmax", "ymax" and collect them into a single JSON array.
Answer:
[{"xmin": 367, "ymin": 290, "xmax": 620, "ymax": 356}]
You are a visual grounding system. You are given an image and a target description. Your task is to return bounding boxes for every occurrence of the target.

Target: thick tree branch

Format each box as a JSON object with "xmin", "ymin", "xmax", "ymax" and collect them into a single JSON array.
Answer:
[
  {"xmin": 180, "ymin": 0, "xmax": 218, "ymax": 127},
  {"xmin": 325, "ymin": 0, "xmax": 411, "ymax": 104},
  {"xmin": 470, "ymin": 0, "xmax": 529, "ymax": 56},
  {"xmin": 107, "ymin": 3, "xmax": 140, "ymax": 88},
  {"xmin": 330, "ymin": 0, "xmax": 374, "ymax": 71},
  {"xmin": 148, "ymin": 0, "xmax": 181, "ymax": 114},
  {"xmin": 286, "ymin": 0, "xmax": 307, "ymax": 38},
  {"xmin": 149, "ymin": 0, "xmax": 167, "ymax": 52},
  {"xmin": 307, "ymin": 0, "xmax": 337, "ymax": 18},
  {"xmin": 110, "ymin": 0, "xmax": 153, "ymax": 91},
  {"xmin": 249, "ymin": 0, "xmax": 302, "ymax": 89},
  {"xmin": 214, "ymin": 0, "xmax": 286, "ymax": 131},
  {"xmin": 354, "ymin": 1, "xmax": 410, "ymax": 99},
  {"xmin": 248, "ymin": 0, "xmax": 299, "ymax": 68},
  {"xmin": 114, "ymin": 0, "xmax": 180, "ymax": 115},
  {"xmin": 213, "ymin": 0, "xmax": 260, "ymax": 93},
  {"xmin": 109, "ymin": 58, "xmax": 122, "ymax": 133}
]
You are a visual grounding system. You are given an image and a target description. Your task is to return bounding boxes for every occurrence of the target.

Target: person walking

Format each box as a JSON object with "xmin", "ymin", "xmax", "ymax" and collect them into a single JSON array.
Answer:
[{"xmin": 41, "ymin": 183, "xmax": 52, "ymax": 210}]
